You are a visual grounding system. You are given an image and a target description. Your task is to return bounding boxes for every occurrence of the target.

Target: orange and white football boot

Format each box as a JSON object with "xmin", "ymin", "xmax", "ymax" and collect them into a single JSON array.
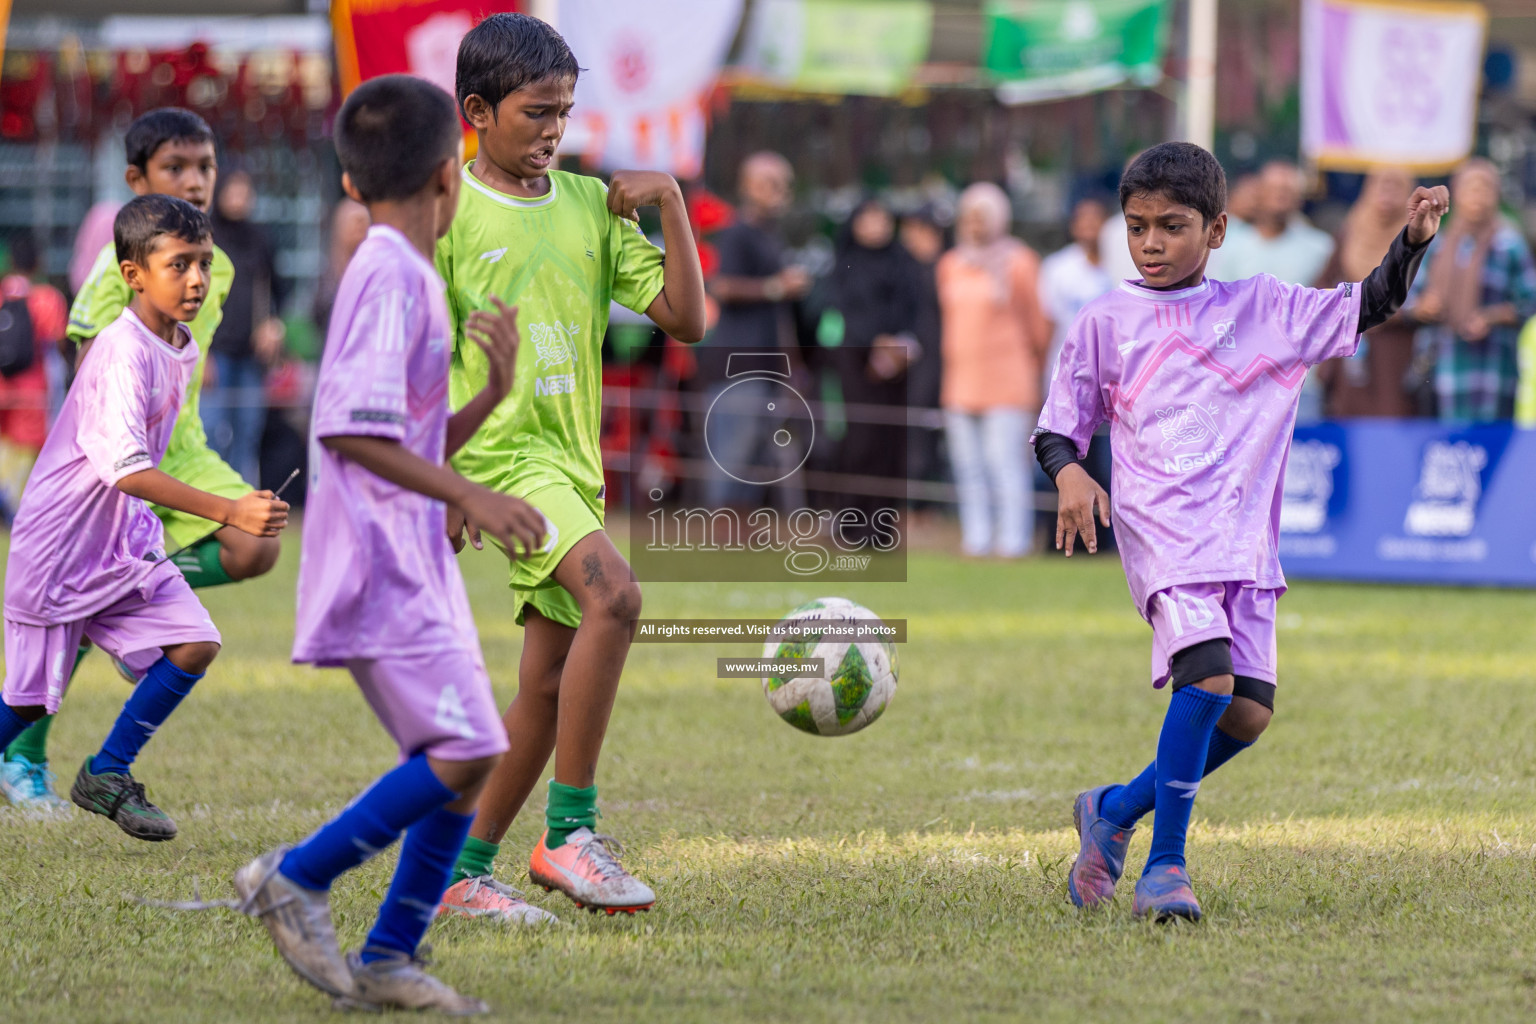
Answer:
[{"xmin": 528, "ymin": 828, "xmax": 654, "ymax": 914}]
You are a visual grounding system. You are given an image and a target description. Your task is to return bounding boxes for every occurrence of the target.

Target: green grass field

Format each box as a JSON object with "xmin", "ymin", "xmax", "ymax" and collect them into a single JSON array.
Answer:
[{"xmin": 3, "ymin": 531, "xmax": 1536, "ymax": 1023}]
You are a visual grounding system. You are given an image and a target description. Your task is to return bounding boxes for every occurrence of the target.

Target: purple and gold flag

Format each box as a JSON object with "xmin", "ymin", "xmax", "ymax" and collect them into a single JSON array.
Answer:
[{"xmin": 1301, "ymin": 0, "xmax": 1487, "ymax": 173}]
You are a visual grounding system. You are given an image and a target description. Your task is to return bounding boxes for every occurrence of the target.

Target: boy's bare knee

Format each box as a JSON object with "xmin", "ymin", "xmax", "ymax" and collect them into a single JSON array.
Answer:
[
  {"xmin": 430, "ymin": 753, "xmax": 501, "ymax": 811},
  {"xmin": 7, "ymin": 704, "xmax": 48, "ymax": 723},
  {"xmin": 565, "ymin": 544, "xmax": 641, "ymax": 626},
  {"xmin": 165, "ymin": 641, "xmax": 220, "ymax": 675},
  {"xmin": 601, "ymin": 581, "xmax": 642, "ymax": 625},
  {"xmin": 224, "ymin": 534, "xmax": 281, "ymax": 580},
  {"xmin": 1183, "ymin": 672, "xmax": 1234, "ymax": 698},
  {"xmin": 1217, "ymin": 697, "xmax": 1272, "ymax": 743}
]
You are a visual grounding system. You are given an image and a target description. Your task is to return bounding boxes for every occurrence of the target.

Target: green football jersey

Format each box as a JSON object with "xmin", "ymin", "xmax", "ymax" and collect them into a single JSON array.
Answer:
[
  {"xmin": 67, "ymin": 240, "xmax": 234, "ymax": 457},
  {"xmin": 438, "ymin": 166, "xmax": 667, "ymax": 499}
]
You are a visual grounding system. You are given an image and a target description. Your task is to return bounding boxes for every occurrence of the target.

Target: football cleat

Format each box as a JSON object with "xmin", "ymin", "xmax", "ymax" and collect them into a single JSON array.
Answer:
[
  {"xmin": 528, "ymin": 828, "xmax": 654, "ymax": 913},
  {"xmin": 1133, "ymin": 864, "xmax": 1203, "ymax": 923},
  {"xmin": 234, "ymin": 847, "xmax": 354, "ymax": 997},
  {"xmin": 1067, "ymin": 784, "xmax": 1134, "ymax": 908},
  {"xmin": 437, "ymin": 875, "xmax": 560, "ymax": 926},
  {"xmin": 338, "ymin": 946, "xmax": 488, "ymax": 1015},
  {"xmin": 69, "ymin": 759, "xmax": 176, "ymax": 841},
  {"xmin": 0, "ymin": 755, "xmax": 72, "ymax": 815}
]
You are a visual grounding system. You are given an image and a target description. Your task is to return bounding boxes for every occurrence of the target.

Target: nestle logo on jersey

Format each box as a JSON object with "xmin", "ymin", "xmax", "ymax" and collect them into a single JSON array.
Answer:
[
  {"xmin": 1155, "ymin": 403, "xmax": 1226, "ymax": 473},
  {"xmin": 1165, "ymin": 449, "xmax": 1227, "ymax": 471},
  {"xmin": 535, "ymin": 373, "xmax": 576, "ymax": 396},
  {"xmin": 530, "ymin": 321, "xmax": 581, "ymax": 370}
]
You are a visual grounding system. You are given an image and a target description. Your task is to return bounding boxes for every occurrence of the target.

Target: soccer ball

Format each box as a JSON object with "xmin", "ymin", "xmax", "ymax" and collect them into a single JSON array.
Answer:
[{"xmin": 761, "ymin": 597, "xmax": 898, "ymax": 737}]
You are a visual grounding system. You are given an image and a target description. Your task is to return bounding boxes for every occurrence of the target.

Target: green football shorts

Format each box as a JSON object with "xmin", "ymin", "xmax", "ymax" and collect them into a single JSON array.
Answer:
[
  {"xmin": 153, "ymin": 443, "xmax": 253, "ymax": 549},
  {"xmin": 500, "ymin": 480, "xmax": 605, "ymax": 629}
]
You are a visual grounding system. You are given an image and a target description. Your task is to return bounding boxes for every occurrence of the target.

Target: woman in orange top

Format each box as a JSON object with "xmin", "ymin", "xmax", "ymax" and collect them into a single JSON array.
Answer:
[{"xmin": 937, "ymin": 182, "xmax": 1049, "ymax": 558}]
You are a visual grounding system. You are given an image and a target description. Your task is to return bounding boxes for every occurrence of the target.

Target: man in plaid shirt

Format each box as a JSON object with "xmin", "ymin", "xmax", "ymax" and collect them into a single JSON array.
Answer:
[{"xmin": 1408, "ymin": 159, "xmax": 1536, "ymax": 423}]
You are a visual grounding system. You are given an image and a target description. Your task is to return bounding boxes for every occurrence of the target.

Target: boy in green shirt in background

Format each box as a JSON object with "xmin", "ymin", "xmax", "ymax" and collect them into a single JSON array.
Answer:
[
  {"xmin": 0, "ymin": 109, "xmax": 283, "ymax": 814},
  {"xmin": 434, "ymin": 13, "xmax": 705, "ymax": 923}
]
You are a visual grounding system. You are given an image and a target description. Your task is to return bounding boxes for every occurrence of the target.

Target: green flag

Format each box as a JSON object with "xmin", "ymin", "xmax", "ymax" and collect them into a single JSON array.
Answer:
[
  {"xmin": 741, "ymin": 0, "xmax": 934, "ymax": 97},
  {"xmin": 983, "ymin": 0, "xmax": 1172, "ymax": 104}
]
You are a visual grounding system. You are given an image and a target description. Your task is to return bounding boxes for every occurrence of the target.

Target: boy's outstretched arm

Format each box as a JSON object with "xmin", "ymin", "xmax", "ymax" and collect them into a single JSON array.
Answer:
[
  {"xmin": 1359, "ymin": 185, "xmax": 1449, "ymax": 333},
  {"xmin": 608, "ymin": 170, "xmax": 707, "ymax": 344},
  {"xmin": 446, "ymin": 296, "xmax": 519, "ymax": 457},
  {"xmin": 117, "ymin": 470, "xmax": 288, "ymax": 538},
  {"xmin": 323, "ymin": 435, "xmax": 545, "ymax": 558}
]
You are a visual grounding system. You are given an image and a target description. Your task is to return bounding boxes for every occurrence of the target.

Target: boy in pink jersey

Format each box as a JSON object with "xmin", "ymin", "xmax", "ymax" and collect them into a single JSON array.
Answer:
[
  {"xmin": 232, "ymin": 76, "xmax": 545, "ymax": 1014},
  {"xmin": 1, "ymin": 194, "xmax": 288, "ymax": 840},
  {"xmin": 1034, "ymin": 143, "xmax": 1448, "ymax": 921}
]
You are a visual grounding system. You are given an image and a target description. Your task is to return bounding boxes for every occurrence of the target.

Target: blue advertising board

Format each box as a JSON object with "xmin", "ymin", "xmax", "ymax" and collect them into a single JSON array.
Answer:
[{"xmin": 1279, "ymin": 421, "xmax": 1536, "ymax": 587}]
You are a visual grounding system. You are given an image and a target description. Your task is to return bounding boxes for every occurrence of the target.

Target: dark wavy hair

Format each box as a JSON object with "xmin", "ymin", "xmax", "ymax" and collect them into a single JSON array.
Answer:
[
  {"xmin": 125, "ymin": 108, "xmax": 215, "ymax": 172},
  {"xmin": 455, "ymin": 12, "xmax": 581, "ymax": 121},
  {"xmin": 114, "ymin": 194, "xmax": 211, "ymax": 266},
  {"xmin": 1119, "ymin": 142, "xmax": 1228, "ymax": 225}
]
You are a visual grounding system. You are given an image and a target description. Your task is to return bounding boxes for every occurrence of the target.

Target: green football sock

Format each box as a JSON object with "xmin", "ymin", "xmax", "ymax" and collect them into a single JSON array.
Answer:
[
  {"xmin": 545, "ymin": 781, "xmax": 598, "ymax": 850},
  {"xmin": 170, "ymin": 538, "xmax": 234, "ymax": 590},
  {"xmin": 4, "ymin": 642, "xmax": 85, "ymax": 764},
  {"xmin": 4, "ymin": 711, "xmax": 53, "ymax": 764},
  {"xmin": 451, "ymin": 836, "xmax": 499, "ymax": 884}
]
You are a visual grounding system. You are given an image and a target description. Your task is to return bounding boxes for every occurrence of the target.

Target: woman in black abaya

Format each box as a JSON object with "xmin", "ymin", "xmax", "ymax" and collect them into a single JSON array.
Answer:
[{"xmin": 824, "ymin": 198, "xmax": 921, "ymax": 545}]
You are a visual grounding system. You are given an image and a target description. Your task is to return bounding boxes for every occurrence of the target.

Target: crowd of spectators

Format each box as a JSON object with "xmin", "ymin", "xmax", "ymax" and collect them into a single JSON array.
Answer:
[{"xmin": 3, "ymin": 150, "xmax": 1533, "ymax": 549}]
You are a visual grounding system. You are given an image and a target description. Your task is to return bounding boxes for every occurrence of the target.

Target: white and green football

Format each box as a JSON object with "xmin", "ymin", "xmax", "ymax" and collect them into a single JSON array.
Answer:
[{"xmin": 761, "ymin": 597, "xmax": 898, "ymax": 737}]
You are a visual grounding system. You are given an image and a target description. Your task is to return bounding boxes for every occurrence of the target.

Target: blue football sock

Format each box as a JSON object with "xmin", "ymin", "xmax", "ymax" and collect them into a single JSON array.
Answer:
[
  {"xmin": 362, "ymin": 806, "xmax": 474, "ymax": 962},
  {"xmin": 1204, "ymin": 726, "xmax": 1253, "ymax": 776},
  {"xmin": 0, "ymin": 705, "xmax": 33, "ymax": 753},
  {"xmin": 1101, "ymin": 726, "xmax": 1255, "ymax": 830},
  {"xmin": 1100, "ymin": 763, "xmax": 1156, "ymax": 831},
  {"xmin": 1143, "ymin": 686, "xmax": 1231, "ymax": 874},
  {"xmin": 280, "ymin": 754, "xmax": 457, "ymax": 892},
  {"xmin": 91, "ymin": 656, "xmax": 202, "ymax": 776}
]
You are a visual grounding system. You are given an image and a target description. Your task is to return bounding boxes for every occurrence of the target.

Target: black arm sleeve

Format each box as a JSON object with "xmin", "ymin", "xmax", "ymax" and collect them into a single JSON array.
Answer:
[
  {"xmin": 1033, "ymin": 429, "xmax": 1082, "ymax": 485},
  {"xmin": 1357, "ymin": 227, "xmax": 1432, "ymax": 334}
]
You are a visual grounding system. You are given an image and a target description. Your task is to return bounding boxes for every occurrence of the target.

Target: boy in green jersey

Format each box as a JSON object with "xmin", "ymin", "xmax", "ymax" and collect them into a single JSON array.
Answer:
[
  {"xmin": 434, "ymin": 13, "xmax": 705, "ymax": 921},
  {"xmin": 0, "ymin": 110, "xmax": 284, "ymax": 813}
]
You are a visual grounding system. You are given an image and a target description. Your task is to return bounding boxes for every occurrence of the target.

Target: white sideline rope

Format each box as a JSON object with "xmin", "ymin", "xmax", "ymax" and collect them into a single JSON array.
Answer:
[{"xmin": 130, "ymin": 877, "xmax": 241, "ymax": 912}]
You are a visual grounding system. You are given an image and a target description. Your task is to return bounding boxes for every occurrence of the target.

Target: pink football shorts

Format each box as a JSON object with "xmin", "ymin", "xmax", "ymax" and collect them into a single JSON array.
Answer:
[
  {"xmin": 4, "ymin": 568, "xmax": 220, "ymax": 713},
  {"xmin": 344, "ymin": 648, "xmax": 510, "ymax": 762},
  {"xmin": 1147, "ymin": 581, "xmax": 1278, "ymax": 689}
]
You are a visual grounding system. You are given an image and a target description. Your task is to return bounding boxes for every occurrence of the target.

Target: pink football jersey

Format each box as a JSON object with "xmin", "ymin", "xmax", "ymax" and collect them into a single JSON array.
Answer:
[
  {"xmin": 293, "ymin": 225, "xmax": 481, "ymax": 664},
  {"xmin": 4, "ymin": 309, "xmax": 197, "ymax": 626},
  {"xmin": 1037, "ymin": 275, "xmax": 1362, "ymax": 616}
]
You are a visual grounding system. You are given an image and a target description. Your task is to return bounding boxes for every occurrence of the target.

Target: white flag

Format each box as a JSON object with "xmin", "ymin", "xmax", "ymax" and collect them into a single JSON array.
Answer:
[{"xmin": 559, "ymin": 0, "xmax": 744, "ymax": 177}]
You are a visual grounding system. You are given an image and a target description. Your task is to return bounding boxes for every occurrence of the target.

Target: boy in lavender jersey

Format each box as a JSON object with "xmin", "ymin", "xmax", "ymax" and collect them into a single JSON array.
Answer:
[
  {"xmin": 0, "ymin": 195, "xmax": 288, "ymax": 840},
  {"xmin": 1033, "ymin": 143, "xmax": 1448, "ymax": 922},
  {"xmin": 233, "ymin": 76, "xmax": 545, "ymax": 1015}
]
